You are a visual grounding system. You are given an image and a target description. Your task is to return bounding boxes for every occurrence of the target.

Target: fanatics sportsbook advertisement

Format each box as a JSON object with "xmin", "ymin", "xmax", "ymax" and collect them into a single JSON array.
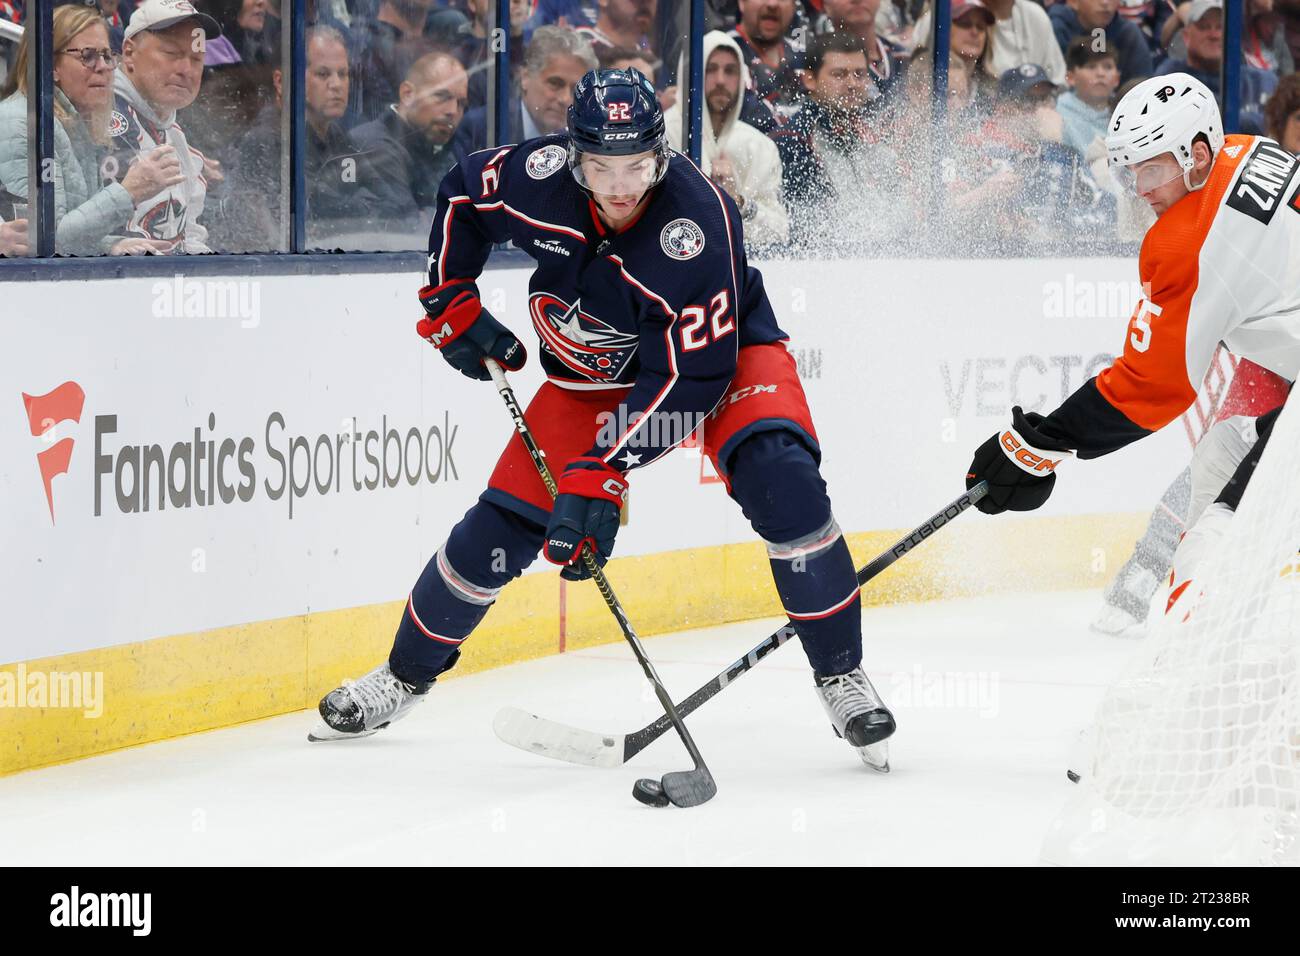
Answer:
[{"xmin": 0, "ymin": 0, "xmax": 1296, "ymax": 929}]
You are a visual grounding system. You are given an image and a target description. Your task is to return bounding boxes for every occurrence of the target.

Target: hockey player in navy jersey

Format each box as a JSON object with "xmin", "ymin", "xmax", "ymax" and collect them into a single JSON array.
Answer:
[{"xmin": 313, "ymin": 68, "xmax": 895, "ymax": 770}]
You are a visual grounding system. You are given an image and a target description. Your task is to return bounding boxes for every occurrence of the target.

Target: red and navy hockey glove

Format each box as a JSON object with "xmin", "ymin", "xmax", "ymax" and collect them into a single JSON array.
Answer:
[
  {"xmin": 417, "ymin": 279, "xmax": 526, "ymax": 382},
  {"xmin": 543, "ymin": 457, "xmax": 628, "ymax": 581},
  {"xmin": 966, "ymin": 406, "xmax": 1074, "ymax": 515}
]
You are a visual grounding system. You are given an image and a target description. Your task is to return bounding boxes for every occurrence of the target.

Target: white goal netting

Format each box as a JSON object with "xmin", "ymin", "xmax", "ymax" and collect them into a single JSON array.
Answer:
[{"xmin": 1042, "ymin": 393, "xmax": 1300, "ymax": 866}]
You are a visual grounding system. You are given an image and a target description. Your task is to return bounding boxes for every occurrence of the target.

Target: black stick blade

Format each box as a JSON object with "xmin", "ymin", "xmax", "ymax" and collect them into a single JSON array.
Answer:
[{"xmin": 661, "ymin": 768, "xmax": 717, "ymax": 808}]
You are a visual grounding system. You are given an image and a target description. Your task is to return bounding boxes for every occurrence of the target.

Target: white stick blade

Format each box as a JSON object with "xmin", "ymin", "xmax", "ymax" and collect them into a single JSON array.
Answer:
[{"xmin": 492, "ymin": 706, "xmax": 626, "ymax": 768}]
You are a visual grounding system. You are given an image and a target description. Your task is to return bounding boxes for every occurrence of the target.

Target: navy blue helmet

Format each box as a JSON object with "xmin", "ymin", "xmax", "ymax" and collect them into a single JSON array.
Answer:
[{"xmin": 567, "ymin": 68, "xmax": 666, "ymax": 155}]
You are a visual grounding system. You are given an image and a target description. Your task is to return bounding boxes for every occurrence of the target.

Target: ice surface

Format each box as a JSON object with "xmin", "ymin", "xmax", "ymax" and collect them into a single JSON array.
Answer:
[{"xmin": 0, "ymin": 590, "xmax": 1139, "ymax": 866}]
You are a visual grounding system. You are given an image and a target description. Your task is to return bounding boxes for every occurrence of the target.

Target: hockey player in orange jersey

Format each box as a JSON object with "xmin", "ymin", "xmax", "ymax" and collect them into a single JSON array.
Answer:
[{"xmin": 964, "ymin": 73, "xmax": 1296, "ymax": 620}]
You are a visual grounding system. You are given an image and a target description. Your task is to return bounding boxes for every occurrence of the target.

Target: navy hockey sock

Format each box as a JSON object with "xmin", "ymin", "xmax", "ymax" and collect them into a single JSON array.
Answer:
[
  {"xmin": 727, "ymin": 431, "xmax": 862, "ymax": 676},
  {"xmin": 390, "ymin": 499, "xmax": 544, "ymax": 684}
]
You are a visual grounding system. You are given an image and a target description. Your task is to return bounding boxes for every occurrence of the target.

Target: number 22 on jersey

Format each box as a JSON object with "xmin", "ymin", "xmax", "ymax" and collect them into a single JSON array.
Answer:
[{"xmin": 679, "ymin": 290, "xmax": 735, "ymax": 351}]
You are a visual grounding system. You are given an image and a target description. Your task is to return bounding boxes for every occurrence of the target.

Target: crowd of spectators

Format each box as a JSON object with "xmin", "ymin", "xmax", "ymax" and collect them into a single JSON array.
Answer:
[{"xmin": 4, "ymin": 0, "xmax": 1300, "ymax": 259}]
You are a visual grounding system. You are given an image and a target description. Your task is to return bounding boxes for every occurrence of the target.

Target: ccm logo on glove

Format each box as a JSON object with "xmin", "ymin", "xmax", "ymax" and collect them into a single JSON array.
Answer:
[{"xmin": 999, "ymin": 429, "xmax": 1068, "ymax": 475}]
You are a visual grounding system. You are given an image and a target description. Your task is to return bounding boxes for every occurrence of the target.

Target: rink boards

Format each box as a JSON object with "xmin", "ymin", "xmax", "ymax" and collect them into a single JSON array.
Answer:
[{"xmin": 0, "ymin": 257, "xmax": 1193, "ymax": 774}]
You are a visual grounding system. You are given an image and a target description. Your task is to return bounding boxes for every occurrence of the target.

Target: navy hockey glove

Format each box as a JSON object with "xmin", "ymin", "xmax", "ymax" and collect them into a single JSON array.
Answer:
[
  {"xmin": 417, "ymin": 279, "xmax": 526, "ymax": 382},
  {"xmin": 967, "ymin": 406, "xmax": 1074, "ymax": 515},
  {"xmin": 543, "ymin": 458, "xmax": 628, "ymax": 582}
]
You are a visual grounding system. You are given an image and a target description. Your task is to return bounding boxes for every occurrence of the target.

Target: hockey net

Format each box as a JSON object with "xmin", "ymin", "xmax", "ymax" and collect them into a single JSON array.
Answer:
[{"xmin": 1043, "ymin": 393, "xmax": 1300, "ymax": 866}]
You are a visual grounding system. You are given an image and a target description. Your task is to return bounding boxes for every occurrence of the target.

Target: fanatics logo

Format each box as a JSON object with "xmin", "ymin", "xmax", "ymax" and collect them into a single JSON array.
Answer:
[
  {"xmin": 660, "ymin": 218, "xmax": 705, "ymax": 261},
  {"xmin": 21, "ymin": 381, "xmax": 86, "ymax": 525},
  {"xmin": 525, "ymin": 144, "xmax": 567, "ymax": 180}
]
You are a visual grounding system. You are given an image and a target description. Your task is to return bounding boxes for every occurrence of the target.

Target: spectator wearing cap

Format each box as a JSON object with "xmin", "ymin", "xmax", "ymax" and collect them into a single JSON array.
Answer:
[
  {"xmin": 103, "ymin": 0, "xmax": 223, "ymax": 254},
  {"xmin": 816, "ymin": 0, "xmax": 908, "ymax": 108},
  {"xmin": 729, "ymin": 0, "xmax": 805, "ymax": 127},
  {"xmin": 949, "ymin": 64, "xmax": 1084, "ymax": 246},
  {"xmin": 225, "ymin": 24, "xmax": 413, "ymax": 249},
  {"xmin": 664, "ymin": 31, "xmax": 788, "ymax": 247},
  {"xmin": 0, "ymin": 2, "xmax": 170, "ymax": 255},
  {"xmin": 988, "ymin": 64, "xmax": 1063, "ymax": 148},
  {"xmin": 1048, "ymin": 0, "xmax": 1153, "ymax": 84},
  {"xmin": 772, "ymin": 30, "xmax": 909, "ymax": 251},
  {"xmin": 576, "ymin": 0, "xmax": 657, "ymax": 58},
  {"xmin": 1056, "ymin": 35, "xmax": 1119, "ymax": 157},
  {"xmin": 1265, "ymin": 73, "xmax": 1300, "ymax": 154},
  {"xmin": 910, "ymin": 0, "xmax": 996, "ymax": 108},
  {"xmin": 350, "ymin": 49, "xmax": 469, "ymax": 217},
  {"xmin": 1169, "ymin": 0, "xmax": 1292, "ymax": 76},
  {"xmin": 455, "ymin": 25, "xmax": 597, "ymax": 153},
  {"xmin": 1155, "ymin": 0, "xmax": 1276, "ymax": 133}
]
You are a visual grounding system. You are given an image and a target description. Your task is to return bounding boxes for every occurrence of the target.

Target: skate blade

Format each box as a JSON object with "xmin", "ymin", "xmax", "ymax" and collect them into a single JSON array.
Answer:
[
  {"xmin": 858, "ymin": 740, "xmax": 890, "ymax": 773},
  {"xmin": 307, "ymin": 722, "xmax": 381, "ymax": 742}
]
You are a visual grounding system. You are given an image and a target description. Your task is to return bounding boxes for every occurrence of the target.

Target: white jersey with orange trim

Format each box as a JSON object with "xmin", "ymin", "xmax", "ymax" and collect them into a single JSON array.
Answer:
[{"xmin": 1042, "ymin": 134, "xmax": 1299, "ymax": 456}]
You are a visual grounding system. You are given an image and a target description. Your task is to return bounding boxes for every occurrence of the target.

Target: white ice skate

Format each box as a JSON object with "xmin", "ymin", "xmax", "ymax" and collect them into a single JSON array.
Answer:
[
  {"xmin": 308, "ymin": 662, "xmax": 431, "ymax": 741},
  {"xmin": 814, "ymin": 666, "xmax": 896, "ymax": 773},
  {"xmin": 1090, "ymin": 565, "xmax": 1160, "ymax": 637}
]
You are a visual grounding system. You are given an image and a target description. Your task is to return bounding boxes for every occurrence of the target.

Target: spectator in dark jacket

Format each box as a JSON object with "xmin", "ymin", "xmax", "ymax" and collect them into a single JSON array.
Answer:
[
  {"xmin": 350, "ymin": 49, "xmax": 468, "ymax": 217},
  {"xmin": 730, "ymin": 0, "xmax": 805, "ymax": 126},
  {"xmin": 455, "ymin": 25, "xmax": 596, "ymax": 152},
  {"xmin": 1049, "ymin": 0, "xmax": 1153, "ymax": 83},
  {"xmin": 226, "ymin": 24, "xmax": 413, "ymax": 249},
  {"xmin": 348, "ymin": 0, "xmax": 439, "ymax": 123},
  {"xmin": 772, "ymin": 30, "xmax": 907, "ymax": 251}
]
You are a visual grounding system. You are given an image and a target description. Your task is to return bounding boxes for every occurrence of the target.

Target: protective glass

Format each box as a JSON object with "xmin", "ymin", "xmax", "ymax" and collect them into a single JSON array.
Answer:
[
  {"xmin": 1112, "ymin": 158, "xmax": 1186, "ymax": 196},
  {"xmin": 572, "ymin": 149, "xmax": 668, "ymax": 197}
]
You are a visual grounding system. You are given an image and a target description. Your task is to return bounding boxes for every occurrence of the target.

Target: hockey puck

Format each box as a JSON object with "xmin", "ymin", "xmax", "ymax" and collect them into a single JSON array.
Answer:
[{"xmin": 632, "ymin": 778, "xmax": 670, "ymax": 807}]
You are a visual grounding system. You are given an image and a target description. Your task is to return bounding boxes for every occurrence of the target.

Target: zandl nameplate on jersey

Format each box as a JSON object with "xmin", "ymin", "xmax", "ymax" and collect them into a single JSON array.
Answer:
[{"xmin": 1226, "ymin": 140, "xmax": 1299, "ymax": 226}]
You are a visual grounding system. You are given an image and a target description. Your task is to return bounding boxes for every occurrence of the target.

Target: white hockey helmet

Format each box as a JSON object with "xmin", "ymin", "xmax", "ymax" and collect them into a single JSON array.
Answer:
[{"xmin": 1105, "ymin": 73, "xmax": 1224, "ymax": 193}]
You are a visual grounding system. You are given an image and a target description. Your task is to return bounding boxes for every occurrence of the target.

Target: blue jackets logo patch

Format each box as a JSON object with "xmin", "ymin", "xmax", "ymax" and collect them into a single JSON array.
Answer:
[
  {"xmin": 525, "ymin": 144, "xmax": 568, "ymax": 180},
  {"xmin": 660, "ymin": 218, "xmax": 705, "ymax": 260},
  {"xmin": 529, "ymin": 292, "xmax": 639, "ymax": 381}
]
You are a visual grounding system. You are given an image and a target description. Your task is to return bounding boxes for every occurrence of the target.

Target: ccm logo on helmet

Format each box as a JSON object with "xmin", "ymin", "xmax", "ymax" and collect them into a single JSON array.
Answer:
[
  {"xmin": 602, "ymin": 131, "xmax": 640, "ymax": 141},
  {"xmin": 999, "ymin": 431, "xmax": 1065, "ymax": 474}
]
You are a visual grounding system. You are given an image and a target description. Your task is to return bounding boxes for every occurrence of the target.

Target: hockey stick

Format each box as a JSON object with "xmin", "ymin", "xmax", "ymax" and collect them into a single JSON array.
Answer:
[
  {"xmin": 484, "ymin": 359, "xmax": 716, "ymax": 808},
  {"xmin": 494, "ymin": 480, "xmax": 989, "ymax": 768}
]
